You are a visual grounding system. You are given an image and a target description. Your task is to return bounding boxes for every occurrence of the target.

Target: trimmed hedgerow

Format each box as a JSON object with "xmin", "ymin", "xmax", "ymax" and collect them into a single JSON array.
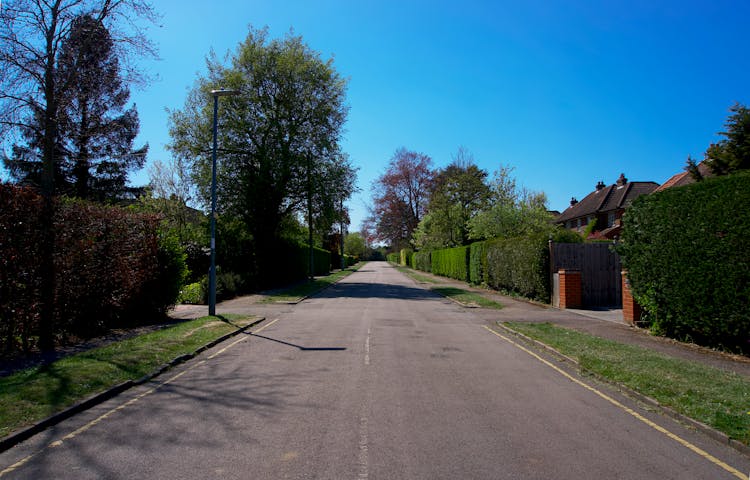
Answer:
[
  {"xmin": 386, "ymin": 252, "xmax": 399, "ymax": 263},
  {"xmin": 431, "ymin": 246, "xmax": 470, "ymax": 282},
  {"xmin": 618, "ymin": 172, "xmax": 750, "ymax": 353},
  {"xmin": 469, "ymin": 241, "xmax": 487, "ymax": 285},
  {"xmin": 0, "ymin": 185, "xmax": 187, "ymax": 354},
  {"xmin": 413, "ymin": 250, "xmax": 431, "ymax": 272},
  {"xmin": 400, "ymin": 248, "xmax": 413, "ymax": 267},
  {"xmin": 483, "ymin": 234, "xmax": 550, "ymax": 302}
]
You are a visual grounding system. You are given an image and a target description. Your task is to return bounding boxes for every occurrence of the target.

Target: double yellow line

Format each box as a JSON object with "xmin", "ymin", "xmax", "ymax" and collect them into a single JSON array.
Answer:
[{"xmin": 483, "ymin": 325, "xmax": 747, "ymax": 480}]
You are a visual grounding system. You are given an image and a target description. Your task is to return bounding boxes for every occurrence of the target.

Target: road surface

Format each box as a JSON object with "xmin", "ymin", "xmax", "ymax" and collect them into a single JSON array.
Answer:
[{"xmin": 1, "ymin": 261, "xmax": 748, "ymax": 479}]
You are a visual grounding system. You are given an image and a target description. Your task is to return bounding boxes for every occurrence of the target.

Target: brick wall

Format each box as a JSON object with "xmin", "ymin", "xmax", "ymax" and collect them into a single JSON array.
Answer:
[
  {"xmin": 621, "ymin": 270, "xmax": 642, "ymax": 325},
  {"xmin": 558, "ymin": 269, "xmax": 582, "ymax": 309}
]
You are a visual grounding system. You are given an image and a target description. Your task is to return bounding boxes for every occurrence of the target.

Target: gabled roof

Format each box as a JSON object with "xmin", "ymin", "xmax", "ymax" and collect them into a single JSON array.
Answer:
[
  {"xmin": 556, "ymin": 174, "xmax": 658, "ymax": 224},
  {"xmin": 654, "ymin": 162, "xmax": 712, "ymax": 192}
]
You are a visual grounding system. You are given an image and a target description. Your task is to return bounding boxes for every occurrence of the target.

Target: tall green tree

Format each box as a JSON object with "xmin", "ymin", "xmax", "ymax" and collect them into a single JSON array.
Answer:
[
  {"xmin": 168, "ymin": 27, "xmax": 354, "ymax": 280},
  {"xmin": 703, "ymin": 102, "xmax": 750, "ymax": 176},
  {"xmin": 4, "ymin": 14, "xmax": 148, "ymax": 201},
  {"xmin": 414, "ymin": 147, "xmax": 490, "ymax": 249},
  {"xmin": 468, "ymin": 164, "xmax": 553, "ymax": 240}
]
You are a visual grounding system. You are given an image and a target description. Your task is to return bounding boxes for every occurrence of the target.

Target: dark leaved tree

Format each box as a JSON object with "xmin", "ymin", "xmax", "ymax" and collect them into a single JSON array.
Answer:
[{"xmin": 5, "ymin": 14, "xmax": 148, "ymax": 201}]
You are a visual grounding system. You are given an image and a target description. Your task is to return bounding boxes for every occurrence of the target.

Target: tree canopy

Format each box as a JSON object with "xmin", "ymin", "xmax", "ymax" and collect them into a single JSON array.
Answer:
[
  {"xmin": 704, "ymin": 102, "xmax": 750, "ymax": 175},
  {"xmin": 370, "ymin": 148, "xmax": 434, "ymax": 250},
  {"xmin": 413, "ymin": 148, "xmax": 490, "ymax": 249},
  {"xmin": 4, "ymin": 14, "xmax": 147, "ymax": 200},
  {"xmin": 168, "ymin": 27, "xmax": 355, "ymax": 278},
  {"xmin": 0, "ymin": 0, "xmax": 157, "ymax": 197}
]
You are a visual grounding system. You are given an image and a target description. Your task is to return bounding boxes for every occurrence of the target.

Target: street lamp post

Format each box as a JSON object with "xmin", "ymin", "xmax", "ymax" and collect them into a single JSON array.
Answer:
[{"xmin": 209, "ymin": 88, "xmax": 239, "ymax": 316}]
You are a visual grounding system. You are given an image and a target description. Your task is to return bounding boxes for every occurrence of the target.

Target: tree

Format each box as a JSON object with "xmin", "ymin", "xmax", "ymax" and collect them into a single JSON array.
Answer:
[
  {"xmin": 4, "ymin": 14, "xmax": 148, "ymax": 201},
  {"xmin": 0, "ymin": 0, "xmax": 157, "ymax": 197},
  {"xmin": 703, "ymin": 102, "xmax": 750, "ymax": 176},
  {"xmin": 371, "ymin": 148, "xmax": 434, "ymax": 250},
  {"xmin": 0, "ymin": 0, "xmax": 156, "ymax": 351},
  {"xmin": 344, "ymin": 232, "xmax": 366, "ymax": 259},
  {"xmin": 468, "ymin": 165, "xmax": 553, "ymax": 240},
  {"xmin": 414, "ymin": 147, "xmax": 490, "ymax": 249},
  {"xmin": 168, "ymin": 27, "xmax": 354, "ymax": 282}
]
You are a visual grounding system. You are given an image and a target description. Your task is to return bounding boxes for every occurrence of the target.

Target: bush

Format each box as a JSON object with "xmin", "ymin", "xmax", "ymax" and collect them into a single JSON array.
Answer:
[
  {"xmin": 386, "ymin": 252, "xmax": 399, "ymax": 263},
  {"xmin": 413, "ymin": 251, "xmax": 431, "ymax": 272},
  {"xmin": 619, "ymin": 172, "xmax": 750, "ymax": 352},
  {"xmin": 469, "ymin": 241, "xmax": 487, "ymax": 285},
  {"xmin": 400, "ymin": 248, "xmax": 413, "ymax": 267},
  {"xmin": 483, "ymin": 234, "xmax": 550, "ymax": 301},
  {"xmin": 178, "ymin": 282, "xmax": 206, "ymax": 304},
  {"xmin": 431, "ymin": 246, "xmax": 470, "ymax": 282},
  {"xmin": 0, "ymin": 185, "xmax": 186, "ymax": 353}
]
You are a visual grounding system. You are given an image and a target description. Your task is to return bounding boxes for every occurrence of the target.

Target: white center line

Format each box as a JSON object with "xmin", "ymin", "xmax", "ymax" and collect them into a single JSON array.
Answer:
[
  {"xmin": 357, "ymin": 413, "xmax": 369, "ymax": 480},
  {"xmin": 364, "ymin": 327, "xmax": 371, "ymax": 366}
]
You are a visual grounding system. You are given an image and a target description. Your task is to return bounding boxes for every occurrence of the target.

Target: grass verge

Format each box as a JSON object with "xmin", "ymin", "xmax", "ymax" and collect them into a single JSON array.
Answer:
[
  {"xmin": 396, "ymin": 266, "xmax": 442, "ymax": 284},
  {"xmin": 504, "ymin": 322, "xmax": 750, "ymax": 445},
  {"xmin": 433, "ymin": 287, "xmax": 503, "ymax": 309},
  {"xmin": 261, "ymin": 263, "xmax": 362, "ymax": 303},
  {"xmin": 0, "ymin": 314, "xmax": 257, "ymax": 439}
]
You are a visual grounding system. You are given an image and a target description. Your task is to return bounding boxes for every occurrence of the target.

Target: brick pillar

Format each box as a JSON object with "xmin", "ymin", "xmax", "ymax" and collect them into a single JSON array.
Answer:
[
  {"xmin": 558, "ymin": 269, "xmax": 582, "ymax": 309},
  {"xmin": 621, "ymin": 270, "xmax": 642, "ymax": 325}
]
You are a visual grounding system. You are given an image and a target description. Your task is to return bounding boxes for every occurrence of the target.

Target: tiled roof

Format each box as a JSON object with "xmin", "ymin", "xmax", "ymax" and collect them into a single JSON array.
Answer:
[
  {"xmin": 556, "ymin": 178, "xmax": 658, "ymax": 223},
  {"xmin": 655, "ymin": 162, "xmax": 712, "ymax": 192}
]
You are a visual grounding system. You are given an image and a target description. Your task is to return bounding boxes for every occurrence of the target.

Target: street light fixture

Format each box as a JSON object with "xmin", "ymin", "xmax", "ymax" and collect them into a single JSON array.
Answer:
[{"xmin": 209, "ymin": 88, "xmax": 239, "ymax": 316}]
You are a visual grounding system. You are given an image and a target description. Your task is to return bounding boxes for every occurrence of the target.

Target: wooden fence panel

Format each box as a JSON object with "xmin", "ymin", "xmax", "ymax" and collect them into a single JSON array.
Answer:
[{"xmin": 551, "ymin": 243, "xmax": 621, "ymax": 307}]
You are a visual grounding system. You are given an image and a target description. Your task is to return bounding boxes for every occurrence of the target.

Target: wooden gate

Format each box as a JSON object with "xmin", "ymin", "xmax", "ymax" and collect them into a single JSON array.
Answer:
[{"xmin": 551, "ymin": 243, "xmax": 622, "ymax": 308}]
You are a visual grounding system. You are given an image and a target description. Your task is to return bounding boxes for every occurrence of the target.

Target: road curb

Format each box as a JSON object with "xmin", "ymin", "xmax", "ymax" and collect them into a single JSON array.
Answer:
[
  {"xmin": 495, "ymin": 321, "xmax": 750, "ymax": 459},
  {"xmin": 0, "ymin": 316, "xmax": 266, "ymax": 453}
]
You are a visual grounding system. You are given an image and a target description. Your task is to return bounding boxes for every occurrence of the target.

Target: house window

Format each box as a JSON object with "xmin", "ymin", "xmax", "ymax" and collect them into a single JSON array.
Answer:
[{"xmin": 607, "ymin": 212, "xmax": 615, "ymax": 227}]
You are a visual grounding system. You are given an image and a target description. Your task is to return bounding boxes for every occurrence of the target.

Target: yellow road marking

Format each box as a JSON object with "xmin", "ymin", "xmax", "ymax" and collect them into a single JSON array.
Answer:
[
  {"xmin": 482, "ymin": 325, "xmax": 746, "ymax": 480},
  {"xmin": 0, "ymin": 319, "xmax": 278, "ymax": 477}
]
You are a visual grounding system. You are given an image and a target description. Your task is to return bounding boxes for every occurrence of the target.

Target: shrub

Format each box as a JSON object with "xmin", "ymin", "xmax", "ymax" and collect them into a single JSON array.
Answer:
[
  {"xmin": 178, "ymin": 282, "xmax": 206, "ymax": 304},
  {"xmin": 413, "ymin": 251, "xmax": 432, "ymax": 272},
  {"xmin": 483, "ymin": 234, "xmax": 550, "ymax": 301},
  {"xmin": 386, "ymin": 252, "xmax": 399, "ymax": 263},
  {"xmin": 400, "ymin": 248, "xmax": 413, "ymax": 267},
  {"xmin": 468, "ymin": 241, "xmax": 487, "ymax": 285},
  {"xmin": 431, "ymin": 246, "xmax": 470, "ymax": 282},
  {"xmin": 619, "ymin": 172, "xmax": 750, "ymax": 352},
  {"xmin": 0, "ymin": 185, "xmax": 186, "ymax": 353}
]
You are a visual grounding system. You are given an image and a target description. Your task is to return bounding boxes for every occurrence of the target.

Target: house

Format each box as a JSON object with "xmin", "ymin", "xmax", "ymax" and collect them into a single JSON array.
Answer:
[
  {"xmin": 556, "ymin": 173, "xmax": 658, "ymax": 240},
  {"xmin": 655, "ymin": 161, "xmax": 712, "ymax": 192}
]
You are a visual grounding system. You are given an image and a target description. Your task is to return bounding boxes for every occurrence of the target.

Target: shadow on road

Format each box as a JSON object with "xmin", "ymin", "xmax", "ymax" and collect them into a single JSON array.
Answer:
[
  {"xmin": 314, "ymin": 282, "xmax": 439, "ymax": 301},
  {"xmin": 248, "ymin": 333, "xmax": 347, "ymax": 351}
]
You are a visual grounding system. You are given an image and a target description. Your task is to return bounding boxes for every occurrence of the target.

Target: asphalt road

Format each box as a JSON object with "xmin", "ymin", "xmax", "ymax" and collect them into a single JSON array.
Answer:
[{"xmin": 1, "ymin": 261, "xmax": 749, "ymax": 479}]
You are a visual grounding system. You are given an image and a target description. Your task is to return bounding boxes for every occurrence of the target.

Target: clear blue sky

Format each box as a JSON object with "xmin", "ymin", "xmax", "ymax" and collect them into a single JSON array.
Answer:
[{"xmin": 127, "ymin": 0, "xmax": 749, "ymax": 230}]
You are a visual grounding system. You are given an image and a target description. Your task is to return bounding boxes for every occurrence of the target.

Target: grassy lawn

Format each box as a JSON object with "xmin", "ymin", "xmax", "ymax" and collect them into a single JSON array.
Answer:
[
  {"xmin": 0, "ymin": 314, "xmax": 257, "ymax": 439},
  {"xmin": 504, "ymin": 322, "xmax": 750, "ymax": 445},
  {"xmin": 261, "ymin": 264, "xmax": 362, "ymax": 303},
  {"xmin": 433, "ymin": 287, "xmax": 503, "ymax": 309}
]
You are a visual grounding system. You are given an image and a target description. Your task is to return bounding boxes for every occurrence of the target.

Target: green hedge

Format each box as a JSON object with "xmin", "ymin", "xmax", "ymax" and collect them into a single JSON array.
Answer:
[
  {"xmin": 431, "ymin": 246, "xmax": 470, "ymax": 282},
  {"xmin": 413, "ymin": 251, "xmax": 431, "ymax": 272},
  {"xmin": 386, "ymin": 252, "xmax": 399, "ymax": 263},
  {"xmin": 619, "ymin": 172, "xmax": 750, "ymax": 352},
  {"xmin": 469, "ymin": 241, "xmax": 487, "ymax": 285},
  {"xmin": 483, "ymin": 234, "xmax": 549, "ymax": 301},
  {"xmin": 399, "ymin": 248, "xmax": 413, "ymax": 267}
]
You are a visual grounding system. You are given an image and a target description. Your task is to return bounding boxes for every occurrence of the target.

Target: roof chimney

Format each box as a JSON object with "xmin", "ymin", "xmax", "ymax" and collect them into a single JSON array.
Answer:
[
  {"xmin": 616, "ymin": 173, "xmax": 628, "ymax": 187},
  {"xmin": 570, "ymin": 197, "xmax": 578, "ymax": 206},
  {"xmin": 595, "ymin": 181, "xmax": 605, "ymax": 191}
]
